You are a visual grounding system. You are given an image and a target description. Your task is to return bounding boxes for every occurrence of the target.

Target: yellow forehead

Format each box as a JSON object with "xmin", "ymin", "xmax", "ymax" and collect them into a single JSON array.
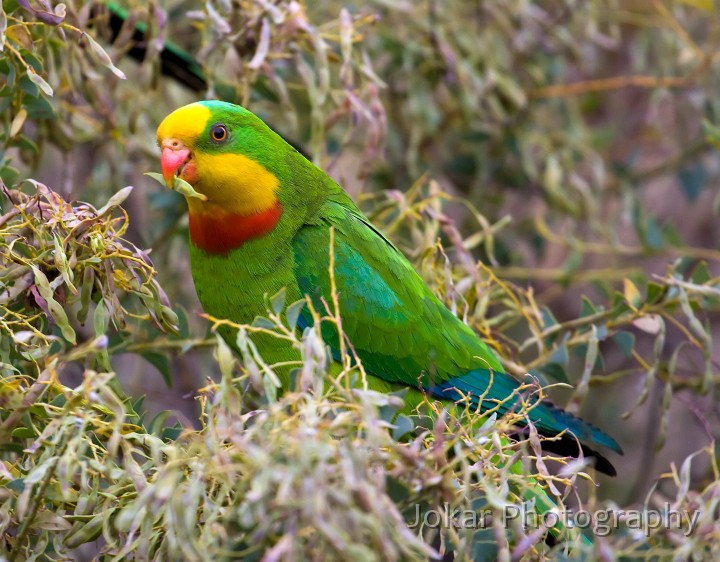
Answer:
[{"xmin": 157, "ymin": 103, "xmax": 211, "ymax": 144}]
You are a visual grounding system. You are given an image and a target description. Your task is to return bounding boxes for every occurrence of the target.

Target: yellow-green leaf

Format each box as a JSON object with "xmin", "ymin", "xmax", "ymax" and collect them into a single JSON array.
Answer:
[
  {"xmin": 623, "ymin": 278, "xmax": 642, "ymax": 309},
  {"xmin": 144, "ymin": 172, "xmax": 208, "ymax": 201}
]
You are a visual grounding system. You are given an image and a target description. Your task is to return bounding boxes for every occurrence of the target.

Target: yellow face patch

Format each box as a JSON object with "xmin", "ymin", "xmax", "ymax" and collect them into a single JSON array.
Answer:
[
  {"xmin": 156, "ymin": 103, "xmax": 211, "ymax": 146},
  {"xmin": 189, "ymin": 151, "xmax": 280, "ymax": 216},
  {"xmin": 157, "ymin": 102, "xmax": 280, "ymax": 217}
]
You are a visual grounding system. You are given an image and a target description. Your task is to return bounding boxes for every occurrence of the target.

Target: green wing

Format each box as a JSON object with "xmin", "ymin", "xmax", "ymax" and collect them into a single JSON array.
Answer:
[
  {"xmin": 293, "ymin": 198, "xmax": 502, "ymax": 380},
  {"xmin": 291, "ymin": 197, "xmax": 622, "ymax": 456}
]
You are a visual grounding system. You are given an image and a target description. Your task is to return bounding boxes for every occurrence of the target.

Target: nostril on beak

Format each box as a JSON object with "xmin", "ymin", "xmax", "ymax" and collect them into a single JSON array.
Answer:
[{"xmin": 161, "ymin": 138, "xmax": 186, "ymax": 151}]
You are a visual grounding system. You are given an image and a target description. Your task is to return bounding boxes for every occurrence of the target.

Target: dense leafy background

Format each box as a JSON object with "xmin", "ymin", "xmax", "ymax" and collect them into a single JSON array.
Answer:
[{"xmin": 2, "ymin": 0, "xmax": 720, "ymax": 560}]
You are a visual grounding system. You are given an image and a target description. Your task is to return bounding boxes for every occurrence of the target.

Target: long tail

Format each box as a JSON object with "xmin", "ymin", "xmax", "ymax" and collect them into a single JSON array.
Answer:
[{"xmin": 431, "ymin": 368, "xmax": 623, "ymax": 475}]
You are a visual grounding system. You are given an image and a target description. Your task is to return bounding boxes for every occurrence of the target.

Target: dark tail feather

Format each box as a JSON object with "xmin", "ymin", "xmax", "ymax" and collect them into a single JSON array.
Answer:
[
  {"xmin": 520, "ymin": 430, "xmax": 618, "ymax": 477},
  {"xmin": 433, "ymin": 368, "xmax": 622, "ymax": 475}
]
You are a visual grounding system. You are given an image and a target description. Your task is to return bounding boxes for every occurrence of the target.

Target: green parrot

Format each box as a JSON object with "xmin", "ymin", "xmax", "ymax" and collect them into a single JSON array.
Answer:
[{"xmin": 156, "ymin": 100, "xmax": 622, "ymax": 476}]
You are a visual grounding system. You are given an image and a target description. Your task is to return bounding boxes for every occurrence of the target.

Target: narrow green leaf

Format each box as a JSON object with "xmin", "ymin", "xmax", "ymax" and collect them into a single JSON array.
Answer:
[
  {"xmin": 286, "ymin": 299, "xmax": 306, "ymax": 331},
  {"xmin": 703, "ymin": 118, "xmax": 720, "ymax": 144},
  {"xmin": 561, "ymin": 248, "xmax": 582, "ymax": 275},
  {"xmin": 643, "ymin": 216, "xmax": 664, "ymax": 249},
  {"xmin": 25, "ymin": 456, "xmax": 57, "ymax": 485},
  {"xmin": 548, "ymin": 334, "xmax": 569, "ymax": 365},
  {"xmin": 392, "ymin": 414, "xmax": 414, "ymax": 440},
  {"xmin": 145, "ymin": 172, "xmax": 207, "ymax": 200},
  {"xmin": 11, "ymin": 427, "xmax": 36, "ymax": 438},
  {"xmin": 612, "ymin": 331, "xmax": 635, "ymax": 358},
  {"xmin": 9, "ymin": 107, "xmax": 26, "ymax": 137},
  {"xmin": 95, "ymin": 185, "xmax": 133, "ymax": 216},
  {"xmin": 570, "ymin": 325, "xmax": 598, "ymax": 410},
  {"xmin": 93, "ymin": 299, "xmax": 108, "ymax": 337},
  {"xmin": 623, "ymin": 279, "xmax": 643, "ymax": 309},
  {"xmin": 53, "ymin": 235, "xmax": 76, "ymax": 294},
  {"xmin": 646, "ymin": 282, "xmax": 664, "ymax": 304},
  {"xmin": 270, "ymin": 287, "xmax": 286, "ymax": 315},
  {"xmin": 579, "ymin": 296, "xmax": 597, "ymax": 318},
  {"xmin": 77, "ymin": 267, "xmax": 94, "ymax": 324},
  {"xmin": 540, "ymin": 362, "xmax": 569, "ymax": 384},
  {"xmin": 540, "ymin": 307, "xmax": 558, "ymax": 329},
  {"xmin": 84, "ymin": 32, "xmax": 127, "ymax": 79},
  {"xmin": 677, "ymin": 164, "xmax": 705, "ymax": 202},
  {"xmin": 160, "ymin": 306, "xmax": 179, "ymax": 332},
  {"xmin": 251, "ymin": 316, "xmax": 275, "ymax": 330},
  {"xmin": 140, "ymin": 351, "xmax": 172, "ymax": 387},
  {"xmin": 176, "ymin": 306, "xmax": 190, "ymax": 339},
  {"xmin": 217, "ymin": 335, "xmax": 235, "ymax": 380},
  {"xmin": 64, "ymin": 513, "xmax": 105, "ymax": 548},
  {"xmin": 30, "ymin": 511, "xmax": 72, "ymax": 531},
  {"xmin": 691, "ymin": 261, "xmax": 711, "ymax": 284},
  {"xmin": 679, "ymin": 287, "xmax": 708, "ymax": 341},
  {"xmin": 31, "ymin": 266, "xmax": 75, "ymax": 343},
  {"xmin": 26, "ymin": 69, "xmax": 53, "ymax": 96}
]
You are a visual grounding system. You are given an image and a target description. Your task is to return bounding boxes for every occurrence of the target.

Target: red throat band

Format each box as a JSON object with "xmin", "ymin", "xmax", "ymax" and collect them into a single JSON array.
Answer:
[{"xmin": 188, "ymin": 203, "xmax": 282, "ymax": 254}]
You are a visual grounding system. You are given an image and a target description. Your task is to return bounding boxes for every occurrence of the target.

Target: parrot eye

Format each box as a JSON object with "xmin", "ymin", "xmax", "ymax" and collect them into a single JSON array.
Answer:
[{"xmin": 210, "ymin": 124, "xmax": 228, "ymax": 142}]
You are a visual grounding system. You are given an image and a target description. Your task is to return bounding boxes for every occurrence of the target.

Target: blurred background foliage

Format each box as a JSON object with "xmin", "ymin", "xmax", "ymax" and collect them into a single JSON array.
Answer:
[{"xmin": 2, "ymin": 0, "xmax": 720, "ymax": 560}]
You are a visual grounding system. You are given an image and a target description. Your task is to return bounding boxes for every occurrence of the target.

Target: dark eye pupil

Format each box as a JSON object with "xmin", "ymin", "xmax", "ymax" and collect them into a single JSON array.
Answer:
[{"xmin": 212, "ymin": 126, "xmax": 226, "ymax": 140}]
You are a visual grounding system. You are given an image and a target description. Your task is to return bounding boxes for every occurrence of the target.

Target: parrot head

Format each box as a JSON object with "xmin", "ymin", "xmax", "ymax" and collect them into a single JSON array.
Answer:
[
  {"xmin": 156, "ymin": 101, "xmax": 285, "ymax": 253},
  {"xmin": 156, "ymin": 100, "xmax": 283, "ymax": 214}
]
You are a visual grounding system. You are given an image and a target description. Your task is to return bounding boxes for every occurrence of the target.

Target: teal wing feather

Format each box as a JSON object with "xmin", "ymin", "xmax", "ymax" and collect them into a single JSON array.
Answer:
[{"xmin": 291, "ymin": 197, "xmax": 622, "ymax": 455}]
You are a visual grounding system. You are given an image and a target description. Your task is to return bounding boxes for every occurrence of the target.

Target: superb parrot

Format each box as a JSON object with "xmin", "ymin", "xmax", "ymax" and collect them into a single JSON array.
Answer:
[{"xmin": 156, "ymin": 100, "xmax": 622, "ymax": 475}]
